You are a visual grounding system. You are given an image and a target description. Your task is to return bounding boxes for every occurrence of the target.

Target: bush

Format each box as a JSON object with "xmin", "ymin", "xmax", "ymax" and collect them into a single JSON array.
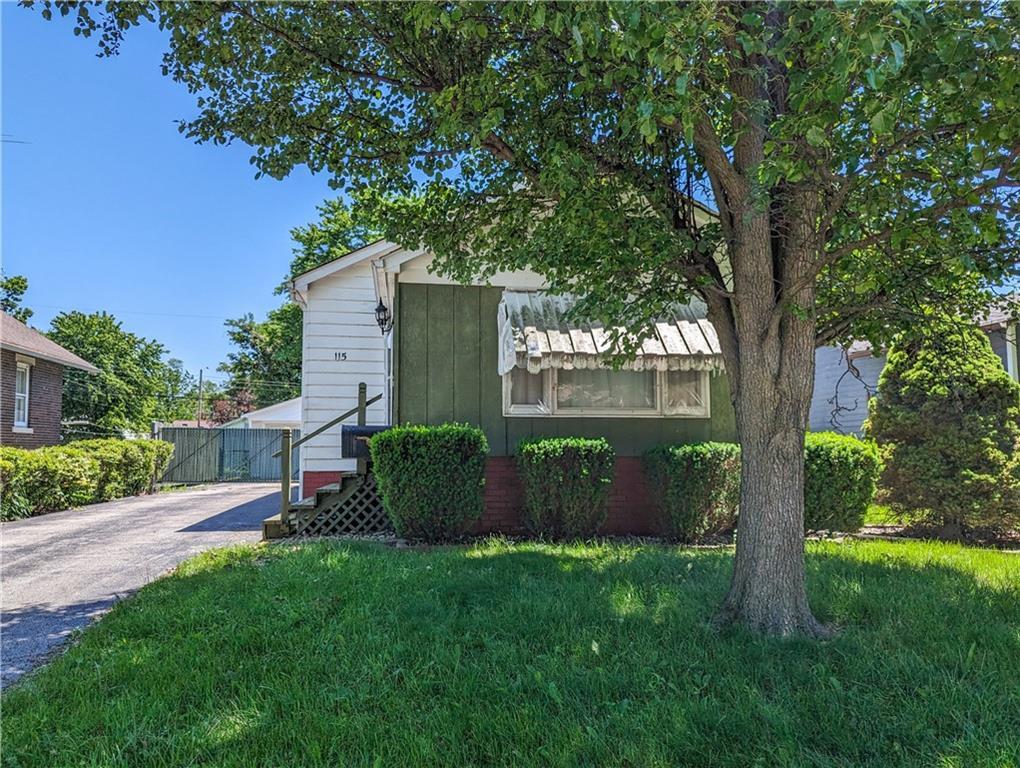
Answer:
[
  {"xmin": 516, "ymin": 438, "xmax": 615, "ymax": 539},
  {"xmin": 865, "ymin": 323, "xmax": 1020, "ymax": 532},
  {"xmin": 370, "ymin": 424, "xmax": 488, "ymax": 542},
  {"xmin": 0, "ymin": 439, "xmax": 174, "ymax": 521},
  {"xmin": 644, "ymin": 442, "xmax": 740, "ymax": 541},
  {"xmin": 803, "ymin": 432, "xmax": 881, "ymax": 533}
]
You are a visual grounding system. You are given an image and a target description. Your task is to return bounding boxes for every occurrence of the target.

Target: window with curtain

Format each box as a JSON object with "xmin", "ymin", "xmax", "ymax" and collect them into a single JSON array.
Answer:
[{"xmin": 504, "ymin": 367, "xmax": 710, "ymax": 417}]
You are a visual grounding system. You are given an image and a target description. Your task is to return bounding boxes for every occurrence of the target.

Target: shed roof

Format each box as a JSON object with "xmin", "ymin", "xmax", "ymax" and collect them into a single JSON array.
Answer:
[
  {"xmin": 0, "ymin": 313, "xmax": 99, "ymax": 373},
  {"xmin": 497, "ymin": 291, "xmax": 724, "ymax": 375}
]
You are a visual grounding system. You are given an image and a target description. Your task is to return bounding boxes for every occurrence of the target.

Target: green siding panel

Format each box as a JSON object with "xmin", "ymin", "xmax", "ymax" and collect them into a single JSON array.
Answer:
[
  {"xmin": 453, "ymin": 287, "xmax": 481, "ymax": 426},
  {"xmin": 398, "ymin": 283, "xmax": 429, "ymax": 424},
  {"xmin": 396, "ymin": 283, "xmax": 737, "ymax": 455},
  {"xmin": 426, "ymin": 284, "xmax": 456, "ymax": 423}
]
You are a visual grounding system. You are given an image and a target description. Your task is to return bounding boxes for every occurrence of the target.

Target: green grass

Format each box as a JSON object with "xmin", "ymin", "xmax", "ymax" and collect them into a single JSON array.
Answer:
[
  {"xmin": 3, "ymin": 539, "xmax": 1019, "ymax": 767},
  {"xmin": 863, "ymin": 503, "xmax": 918, "ymax": 526}
]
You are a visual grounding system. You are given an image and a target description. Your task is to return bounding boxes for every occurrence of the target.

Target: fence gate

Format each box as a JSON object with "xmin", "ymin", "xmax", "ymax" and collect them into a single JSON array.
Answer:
[{"xmin": 157, "ymin": 427, "xmax": 300, "ymax": 484}]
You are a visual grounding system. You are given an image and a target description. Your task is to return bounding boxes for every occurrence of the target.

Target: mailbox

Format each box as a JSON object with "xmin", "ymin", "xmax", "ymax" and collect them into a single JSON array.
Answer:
[{"xmin": 340, "ymin": 424, "xmax": 390, "ymax": 459}]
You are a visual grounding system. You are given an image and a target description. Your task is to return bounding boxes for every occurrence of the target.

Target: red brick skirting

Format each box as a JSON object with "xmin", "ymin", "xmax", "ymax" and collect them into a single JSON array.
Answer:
[
  {"xmin": 302, "ymin": 458, "xmax": 661, "ymax": 536},
  {"xmin": 302, "ymin": 471, "xmax": 342, "ymax": 499}
]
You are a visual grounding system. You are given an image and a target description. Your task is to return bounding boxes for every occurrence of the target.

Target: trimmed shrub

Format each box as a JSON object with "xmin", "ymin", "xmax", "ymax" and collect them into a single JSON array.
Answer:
[
  {"xmin": 865, "ymin": 323, "xmax": 1020, "ymax": 532},
  {"xmin": 644, "ymin": 442, "xmax": 741, "ymax": 542},
  {"xmin": 8, "ymin": 448, "xmax": 99, "ymax": 515},
  {"xmin": 516, "ymin": 438, "xmax": 615, "ymax": 539},
  {"xmin": 370, "ymin": 424, "xmax": 488, "ymax": 542},
  {"xmin": 803, "ymin": 432, "xmax": 881, "ymax": 533},
  {"xmin": 0, "ymin": 439, "xmax": 174, "ymax": 521}
]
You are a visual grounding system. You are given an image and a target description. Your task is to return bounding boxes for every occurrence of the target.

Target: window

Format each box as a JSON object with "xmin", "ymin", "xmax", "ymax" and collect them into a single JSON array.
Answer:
[
  {"xmin": 503, "ymin": 367, "xmax": 710, "ymax": 418},
  {"xmin": 14, "ymin": 363, "xmax": 30, "ymax": 427},
  {"xmin": 556, "ymin": 369, "xmax": 656, "ymax": 412}
]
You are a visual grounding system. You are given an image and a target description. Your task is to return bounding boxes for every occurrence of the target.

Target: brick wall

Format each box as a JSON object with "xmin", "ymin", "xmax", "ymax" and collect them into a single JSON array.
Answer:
[
  {"xmin": 302, "ymin": 456, "xmax": 662, "ymax": 535},
  {"xmin": 0, "ymin": 350, "xmax": 64, "ymax": 449}
]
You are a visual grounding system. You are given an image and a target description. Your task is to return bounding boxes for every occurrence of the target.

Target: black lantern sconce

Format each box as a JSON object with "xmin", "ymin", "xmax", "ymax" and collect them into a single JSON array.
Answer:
[{"xmin": 375, "ymin": 299, "xmax": 393, "ymax": 334}]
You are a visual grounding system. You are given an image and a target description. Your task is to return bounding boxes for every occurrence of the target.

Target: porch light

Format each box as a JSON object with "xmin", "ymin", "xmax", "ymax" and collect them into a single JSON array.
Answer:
[{"xmin": 375, "ymin": 299, "xmax": 393, "ymax": 334}]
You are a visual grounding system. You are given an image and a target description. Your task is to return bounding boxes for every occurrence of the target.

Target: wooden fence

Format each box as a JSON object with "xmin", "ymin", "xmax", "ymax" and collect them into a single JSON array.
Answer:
[{"xmin": 157, "ymin": 427, "xmax": 301, "ymax": 484}]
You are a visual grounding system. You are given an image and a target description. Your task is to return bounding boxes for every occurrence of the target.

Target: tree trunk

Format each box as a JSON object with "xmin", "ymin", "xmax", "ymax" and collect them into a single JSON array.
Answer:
[{"xmin": 709, "ymin": 285, "xmax": 832, "ymax": 638}]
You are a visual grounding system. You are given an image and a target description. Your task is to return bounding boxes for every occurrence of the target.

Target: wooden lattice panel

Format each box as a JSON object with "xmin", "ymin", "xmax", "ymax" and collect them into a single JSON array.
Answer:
[{"xmin": 294, "ymin": 473, "xmax": 392, "ymax": 537}]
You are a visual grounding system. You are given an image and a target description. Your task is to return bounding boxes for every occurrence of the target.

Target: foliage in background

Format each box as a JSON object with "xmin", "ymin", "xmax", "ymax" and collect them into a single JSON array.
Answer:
[
  {"xmin": 370, "ymin": 424, "xmax": 487, "ymax": 542},
  {"xmin": 0, "ymin": 439, "xmax": 172, "ymax": 521},
  {"xmin": 803, "ymin": 433, "xmax": 882, "ymax": 533},
  {"xmin": 217, "ymin": 199, "xmax": 380, "ymax": 408},
  {"xmin": 865, "ymin": 323, "xmax": 1020, "ymax": 533},
  {"xmin": 0, "ymin": 272, "xmax": 32, "ymax": 323},
  {"xmin": 644, "ymin": 442, "xmax": 741, "ymax": 542},
  {"xmin": 47, "ymin": 311, "xmax": 195, "ymax": 436},
  {"xmin": 516, "ymin": 437, "xmax": 615, "ymax": 539}
]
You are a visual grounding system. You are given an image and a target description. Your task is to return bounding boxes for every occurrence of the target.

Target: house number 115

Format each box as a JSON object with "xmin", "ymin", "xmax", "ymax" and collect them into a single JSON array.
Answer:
[{"xmin": 334, "ymin": 352, "xmax": 348, "ymax": 361}]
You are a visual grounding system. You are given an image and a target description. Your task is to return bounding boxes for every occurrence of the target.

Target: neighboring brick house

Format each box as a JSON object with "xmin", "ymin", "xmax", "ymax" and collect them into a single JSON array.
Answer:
[{"xmin": 0, "ymin": 312, "xmax": 99, "ymax": 449}]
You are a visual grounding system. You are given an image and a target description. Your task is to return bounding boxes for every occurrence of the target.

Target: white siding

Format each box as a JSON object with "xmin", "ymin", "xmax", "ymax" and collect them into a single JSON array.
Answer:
[
  {"xmin": 810, "ymin": 346, "xmax": 885, "ymax": 435},
  {"xmin": 301, "ymin": 263, "xmax": 388, "ymax": 475}
]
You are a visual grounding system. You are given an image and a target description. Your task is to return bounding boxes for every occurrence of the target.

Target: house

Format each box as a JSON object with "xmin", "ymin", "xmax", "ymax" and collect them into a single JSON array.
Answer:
[
  {"xmin": 0, "ymin": 312, "xmax": 99, "ymax": 448},
  {"xmin": 810, "ymin": 306, "xmax": 1019, "ymax": 434},
  {"xmin": 221, "ymin": 397, "xmax": 301, "ymax": 430},
  {"xmin": 290, "ymin": 241, "xmax": 735, "ymax": 534}
]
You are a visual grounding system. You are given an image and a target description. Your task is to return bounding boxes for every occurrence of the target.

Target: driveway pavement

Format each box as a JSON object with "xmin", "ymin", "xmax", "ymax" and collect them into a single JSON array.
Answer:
[{"xmin": 1, "ymin": 483, "xmax": 285, "ymax": 687}]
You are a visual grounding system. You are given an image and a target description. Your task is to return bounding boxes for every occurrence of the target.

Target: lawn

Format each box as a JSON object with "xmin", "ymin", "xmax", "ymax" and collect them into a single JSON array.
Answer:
[{"xmin": 3, "ymin": 539, "xmax": 1018, "ymax": 767}]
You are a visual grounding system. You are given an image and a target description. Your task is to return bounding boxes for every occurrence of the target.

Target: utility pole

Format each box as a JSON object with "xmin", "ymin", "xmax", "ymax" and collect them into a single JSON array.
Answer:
[{"xmin": 197, "ymin": 369, "xmax": 204, "ymax": 427}]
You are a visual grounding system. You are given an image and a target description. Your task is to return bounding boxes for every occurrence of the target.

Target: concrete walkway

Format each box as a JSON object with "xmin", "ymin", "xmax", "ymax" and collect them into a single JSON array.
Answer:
[{"xmin": 1, "ymin": 483, "xmax": 283, "ymax": 687}]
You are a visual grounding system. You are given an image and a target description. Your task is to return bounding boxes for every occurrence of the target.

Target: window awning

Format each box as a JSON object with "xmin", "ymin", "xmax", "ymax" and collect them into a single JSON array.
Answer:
[{"xmin": 497, "ymin": 291, "xmax": 725, "ymax": 375}]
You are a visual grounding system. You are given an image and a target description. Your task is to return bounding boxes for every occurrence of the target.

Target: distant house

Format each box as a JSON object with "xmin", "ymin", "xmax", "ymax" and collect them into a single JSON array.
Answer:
[
  {"xmin": 810, "ymin": 306, "xmax": 1019, "ymax": 434},
  {"xmin": 221, "ymin": 397, "xmax": 301, "ymax": 430},
  {"xmin": 0, "ymin": 312, "xmax": 99, "ymax": 448}
]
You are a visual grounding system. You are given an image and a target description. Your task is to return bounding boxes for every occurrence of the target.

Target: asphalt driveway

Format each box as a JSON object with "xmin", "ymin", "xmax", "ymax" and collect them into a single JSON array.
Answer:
[{"xmin": 1, "ymin": 483, "xmax": 285, "ymax": 688}]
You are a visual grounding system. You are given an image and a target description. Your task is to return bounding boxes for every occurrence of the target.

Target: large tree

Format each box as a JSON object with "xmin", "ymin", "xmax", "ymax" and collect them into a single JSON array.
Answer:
[{"xmin": 41, "ymin": 1, "xmax": 1020, "ymax": 636}]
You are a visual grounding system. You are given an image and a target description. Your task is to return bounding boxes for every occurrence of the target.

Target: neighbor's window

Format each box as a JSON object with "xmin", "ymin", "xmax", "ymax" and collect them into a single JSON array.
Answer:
[
  {"xmin": 504, "ymin": 367, "xmax": 710, "ymax": 418},
  {"xmin": 14, "ymin": 363, "xmax": 30, "ymax": 427}
]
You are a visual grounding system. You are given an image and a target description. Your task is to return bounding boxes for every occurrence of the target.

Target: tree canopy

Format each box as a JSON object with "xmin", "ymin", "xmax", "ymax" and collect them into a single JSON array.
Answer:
[
  {"xmin": 1, "ymin": 273, "xmax": 33, "ymax": 323},
  {"xmin": 48, "ymin": 311, "xmax": 196, "ymax": 436}
]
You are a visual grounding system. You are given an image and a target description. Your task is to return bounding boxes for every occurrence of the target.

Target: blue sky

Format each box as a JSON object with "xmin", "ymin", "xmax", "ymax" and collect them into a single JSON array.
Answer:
[{"xmin": 2, "ymin": 5, "xmax": 337, "ymax": 383}]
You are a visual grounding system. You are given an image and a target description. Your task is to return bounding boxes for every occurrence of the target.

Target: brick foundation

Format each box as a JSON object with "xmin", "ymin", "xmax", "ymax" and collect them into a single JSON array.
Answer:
[
  {"xmin": 302, "ymin": 471, "xmax": 342, "ymax": 499},
  {"xmin": 302, "ymin": 457, "xmax": 661, "ymax": 536}
]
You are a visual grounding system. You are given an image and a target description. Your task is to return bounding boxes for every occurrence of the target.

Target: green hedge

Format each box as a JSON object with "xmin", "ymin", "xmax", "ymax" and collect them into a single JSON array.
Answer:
[
  {"xmin": 643, "ymin": 434, "xmax": 879, "ymax": 539},
  {"xmin": 643, "ymin": 442, "xmax": 741, "ymax": 542},
  {"xmin": 516, "ymin": 437, "xmax": 615, "ymax": 539},
  {"xmin": 370, "ymin": 424, "xmax": 488, "ymax": 542},
  {"xmin": 0, "ymin": 439, "xmax": 174, "ymax": 522},
  {"xmin": 804, "ymin": 432, "xmax": 881, "ymax": 533}
]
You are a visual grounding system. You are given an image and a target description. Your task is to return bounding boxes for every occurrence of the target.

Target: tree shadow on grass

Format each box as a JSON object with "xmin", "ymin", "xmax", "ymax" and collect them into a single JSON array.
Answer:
[{"xmin": 3, "ymin": 540, "xmax": 1017, "ymax": 767}]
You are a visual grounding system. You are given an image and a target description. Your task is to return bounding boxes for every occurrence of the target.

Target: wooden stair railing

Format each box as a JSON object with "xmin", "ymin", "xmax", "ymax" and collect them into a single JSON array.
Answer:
[{"xmin": 269, "ymin": 382, "xmax": 383, "ymax": 537}]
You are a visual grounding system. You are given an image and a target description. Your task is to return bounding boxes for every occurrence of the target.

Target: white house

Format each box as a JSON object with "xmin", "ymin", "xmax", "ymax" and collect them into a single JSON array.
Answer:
[
  {"xmin": 289, "ymin": 240, "xmax": 560, "ymax": 497},
  {"xmin": 221, "ymin": 396, "xmax": 301, "ymax": 430}
]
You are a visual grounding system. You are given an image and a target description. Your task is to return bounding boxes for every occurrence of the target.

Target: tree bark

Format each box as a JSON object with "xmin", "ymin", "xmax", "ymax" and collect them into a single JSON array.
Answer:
[
  {"xmin": 706, "ymin": 204, "xmax": 832, "ymax": 638},
  {"xmin": 714, "ymin": 337, "xmax": 832, "ymax": 638}
]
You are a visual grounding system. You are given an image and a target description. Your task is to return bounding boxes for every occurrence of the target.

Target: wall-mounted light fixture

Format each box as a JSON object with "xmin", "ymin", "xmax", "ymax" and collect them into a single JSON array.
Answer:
[{"xmin": 375, "ymin": 299, "xmax": 393, "ymax": 334}]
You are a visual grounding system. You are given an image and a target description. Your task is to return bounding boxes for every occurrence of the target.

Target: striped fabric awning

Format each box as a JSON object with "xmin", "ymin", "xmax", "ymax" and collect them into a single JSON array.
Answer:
[{"xmin": 497, "ymin": 291, "xmax": 725, "ymax": 375}]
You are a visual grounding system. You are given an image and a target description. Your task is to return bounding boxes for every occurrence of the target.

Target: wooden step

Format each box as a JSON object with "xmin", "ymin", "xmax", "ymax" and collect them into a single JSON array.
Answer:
[{"xmin": 262, "ymin": 513, "xmax": 290, "ymax": 540}]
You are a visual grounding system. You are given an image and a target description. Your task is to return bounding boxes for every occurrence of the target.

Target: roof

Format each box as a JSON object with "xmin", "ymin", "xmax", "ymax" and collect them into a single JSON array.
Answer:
[
  {"xmin": 222, "ymin": 397, "xmax": 301, "ymax": 427},
  {"xmin": 497, "ymin": 291, "xmax": 725, "ymax": 375},
  {"xmin": 0, "ymin": 313, "xmax": 99, "ymax": 373},
  {"xmin": 847, "ymin": 299, "xmax": 1018, "ymax": 360}
]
